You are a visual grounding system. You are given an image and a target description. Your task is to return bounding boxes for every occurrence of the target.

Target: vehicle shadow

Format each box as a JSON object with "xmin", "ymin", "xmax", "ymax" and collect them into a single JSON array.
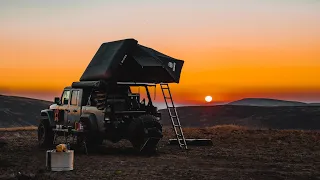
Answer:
[{"xmin": 72, "ymin": 145, "xmax": 161, "ymax": 157}]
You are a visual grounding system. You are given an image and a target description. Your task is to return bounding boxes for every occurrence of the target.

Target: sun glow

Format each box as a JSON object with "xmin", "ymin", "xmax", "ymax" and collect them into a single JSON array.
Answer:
[{"xmin": 205, "ymin": 96, "xmax": 212, "ymax": 102}]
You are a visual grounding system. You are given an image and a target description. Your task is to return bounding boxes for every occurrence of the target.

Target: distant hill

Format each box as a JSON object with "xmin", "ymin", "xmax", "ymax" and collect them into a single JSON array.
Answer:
[
  {"xmin": 159, "ymin": 105, "xmax": 320, "ymax": 130},
  {"xmin": 1, "ymin": 94, "xmax": 320, "ymax": 130},
  {"xmin": 0, "ymin": 95, "xmax": 51, "ymax": 128},
  {"xmin": 227, "ymin": 98, "xmax": 309, "ymax": 107}
]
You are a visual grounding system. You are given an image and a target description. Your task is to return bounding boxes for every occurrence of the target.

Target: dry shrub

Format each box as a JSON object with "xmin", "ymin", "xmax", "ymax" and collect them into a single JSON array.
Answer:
[
  {"xmin": 0, "ymin": 126, "xmax": 37, "ymax": 132},
  {"xmin": 163, "ymin": 125, "xmax": 249, "ymax": 139},
  {"xmin": 207, "ymin": 124, "xmax": 248, "ymax": 131}
]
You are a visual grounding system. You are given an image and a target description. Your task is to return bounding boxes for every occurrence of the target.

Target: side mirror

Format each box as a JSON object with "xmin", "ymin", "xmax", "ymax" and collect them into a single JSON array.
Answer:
[
  {"xmin": 54, "ymin": 97, "xmax": 60, "ymax": 104},
  {"xmin": 140, "ymin": 99, "xmax": 145, "ymax": 105},
  {"xmin": 63, "ymin": 99, "xmax": 69, "ymax": 105}
]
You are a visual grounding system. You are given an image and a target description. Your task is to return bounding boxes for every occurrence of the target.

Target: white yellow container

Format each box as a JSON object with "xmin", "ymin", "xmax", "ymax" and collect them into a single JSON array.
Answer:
[{"xmin": 46, "ymin": 150, "xmax": 74, "ymax": 171}]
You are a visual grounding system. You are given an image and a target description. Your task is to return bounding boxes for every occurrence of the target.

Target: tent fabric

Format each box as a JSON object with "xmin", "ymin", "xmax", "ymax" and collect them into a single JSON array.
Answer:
[
  {"xmin": 79, "ymin": 39, "xmax": 138, "ymax": 82},
  {"xmin": 79, "ymin": 38, "xmax": 184, "ymax": 84},
  {"xmin": 136, "ymin": 45, "xmax": 184, "ymax": 83}
]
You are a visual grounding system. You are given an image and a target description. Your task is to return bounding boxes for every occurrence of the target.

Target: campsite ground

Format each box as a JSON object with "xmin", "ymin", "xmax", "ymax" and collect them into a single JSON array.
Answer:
[{"xmin": 0, "ymin": 126, "xmax": 319, "ymax": 180}]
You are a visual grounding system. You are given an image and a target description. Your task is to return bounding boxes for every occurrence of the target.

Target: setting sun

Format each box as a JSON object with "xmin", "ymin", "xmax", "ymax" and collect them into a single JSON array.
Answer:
[{"xmin": 205, "ymin": 96, "xmax": 213, "ymax": 102}]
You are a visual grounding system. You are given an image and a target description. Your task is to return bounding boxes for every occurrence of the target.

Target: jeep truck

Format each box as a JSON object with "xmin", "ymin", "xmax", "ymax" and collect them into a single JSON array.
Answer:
[{"xmin": 37, "ymin": 81, "xmax": 163, "ymax": 152}]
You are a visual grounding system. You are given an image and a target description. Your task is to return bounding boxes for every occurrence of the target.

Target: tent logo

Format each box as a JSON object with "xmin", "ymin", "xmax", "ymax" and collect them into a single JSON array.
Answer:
[
  {"xmin": 120, "ymin": 54, "xmax": 127, "ymax": 65},
  {"xmin": 168, "ymin": 62, "xmax": 176, "ymax": 72}
]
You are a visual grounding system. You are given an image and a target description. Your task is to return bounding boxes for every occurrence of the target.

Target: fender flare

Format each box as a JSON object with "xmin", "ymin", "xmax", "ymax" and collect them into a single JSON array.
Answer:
[
  {"xmin": 79, "ymin": 113, "xmax": 99, "ymax": 132},
  {"xmin": 40, "ymin": 109, "xmax": 55, "ymax": 127}
]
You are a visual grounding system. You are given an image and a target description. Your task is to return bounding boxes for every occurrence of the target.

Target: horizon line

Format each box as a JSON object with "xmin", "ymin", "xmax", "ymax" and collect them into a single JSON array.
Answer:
[{"xmin": 1, "ymin": 92, "xmax": 319, "ymax": 105}]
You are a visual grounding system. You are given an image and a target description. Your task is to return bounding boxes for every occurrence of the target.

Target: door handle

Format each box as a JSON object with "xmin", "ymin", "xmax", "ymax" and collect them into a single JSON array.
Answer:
[{"xmin": 73, "ymin": 109, "xmax": 77, "ymax": 112}]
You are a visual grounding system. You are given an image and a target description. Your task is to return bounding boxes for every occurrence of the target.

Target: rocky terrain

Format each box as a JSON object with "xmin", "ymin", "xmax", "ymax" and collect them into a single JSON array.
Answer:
[
  {"xmin": 0, "ymin": 95, "xmax": 319, "ymax": 179},
  {"xmin": 0, "ymin": 126, "xmax": 319, "ymax": 180}
]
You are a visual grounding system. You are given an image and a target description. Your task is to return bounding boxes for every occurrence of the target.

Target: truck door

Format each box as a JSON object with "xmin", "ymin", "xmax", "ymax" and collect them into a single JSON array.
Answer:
[
  {"xmin": 68, "ymin": 89, "xmax": 81, "ymax": 127},
  {"xmin": 58, "ymin": 89, "xmax": 71, "ymax": 125}
]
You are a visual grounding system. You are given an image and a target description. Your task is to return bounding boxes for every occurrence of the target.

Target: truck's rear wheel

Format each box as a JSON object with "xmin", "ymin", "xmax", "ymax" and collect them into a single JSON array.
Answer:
[
  {"xmin": 38, "ymin": 119, "xmax": 54, "ymax": 148},
  {"xmin": 128, "ymin": 115, "xmax": 162, "ymax": 153}
]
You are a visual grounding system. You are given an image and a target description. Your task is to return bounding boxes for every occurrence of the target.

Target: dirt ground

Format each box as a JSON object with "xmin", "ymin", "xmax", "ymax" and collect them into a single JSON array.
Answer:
[{"xmin": 0, "ymin": 126, "xmax": 320, "ymax": 180}]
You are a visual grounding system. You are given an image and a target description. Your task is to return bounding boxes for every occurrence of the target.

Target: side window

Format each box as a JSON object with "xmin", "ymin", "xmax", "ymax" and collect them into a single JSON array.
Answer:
[
  {"xmin": 71, "ymin": 90, "xmax": 79, "ymax": 105},
  {"xmin": 130, "ymin": 86, "xmax": 149, "ymax": 105},
  {"xmin": 61, "ymin": 90, "xmax": 70, "ymax": 105}
]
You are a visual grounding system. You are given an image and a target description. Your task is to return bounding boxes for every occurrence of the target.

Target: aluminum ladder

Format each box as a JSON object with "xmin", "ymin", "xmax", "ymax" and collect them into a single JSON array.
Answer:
[{"xmin": 160, "ymin": 83, "xmax": 188, "ymax": 150}]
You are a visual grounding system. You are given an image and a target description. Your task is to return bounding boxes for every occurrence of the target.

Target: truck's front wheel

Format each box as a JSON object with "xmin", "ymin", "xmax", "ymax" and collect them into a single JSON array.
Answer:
[
  {"xmin": 79, "ymin": 118, "xmax": 103, "ymax": 146},
  {"xmin": 38, "ymin": 119, "xmax": 54, "ymax": 148}
]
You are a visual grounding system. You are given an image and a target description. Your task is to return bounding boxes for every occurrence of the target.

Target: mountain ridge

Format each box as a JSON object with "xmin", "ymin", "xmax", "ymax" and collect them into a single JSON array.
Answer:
[
  {"xmin": 0, "ymin": 94, "xmax": 319, "ymax": 130},
  {"xmin": 227, "ymin": 97, "xmax": 313, "ymax": 107},
  {"xmin": 0, "ymin": 94, "xmax": 52, "ymax": 128}
]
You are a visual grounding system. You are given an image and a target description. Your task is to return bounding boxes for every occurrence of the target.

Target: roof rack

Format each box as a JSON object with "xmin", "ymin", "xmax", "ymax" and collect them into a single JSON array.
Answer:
[
  {"xmin": 71, "ymin": 81, "xmax": 158, "ymax": 89},
  {"xmin": 116, "ymin": 82, "xmax": 156, "ymax": 86}
]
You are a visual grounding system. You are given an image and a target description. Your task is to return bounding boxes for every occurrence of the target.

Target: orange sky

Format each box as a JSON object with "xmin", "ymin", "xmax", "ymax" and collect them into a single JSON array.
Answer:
[{"xmin": 0, "ymin": 0, "xmax": 319, "ymax": 105}]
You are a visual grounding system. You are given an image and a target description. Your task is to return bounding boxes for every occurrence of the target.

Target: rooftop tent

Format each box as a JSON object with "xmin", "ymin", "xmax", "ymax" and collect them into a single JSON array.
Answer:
[{"xmin": 79, "ymin": 38, "xmax": 184, "ymax": 83}]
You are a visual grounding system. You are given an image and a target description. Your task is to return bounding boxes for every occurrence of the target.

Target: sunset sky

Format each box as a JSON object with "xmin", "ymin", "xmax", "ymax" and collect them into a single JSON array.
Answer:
[{"xmin": 1, "ymin": 0, "xmax": 319, "ymax": 106}]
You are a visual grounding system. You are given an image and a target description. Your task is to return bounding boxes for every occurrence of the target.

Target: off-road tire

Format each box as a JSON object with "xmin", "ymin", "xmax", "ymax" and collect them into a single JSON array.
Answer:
[
  {"xmin": 128, "ymin": 114, "xmax": 162, "ymax": 153},
  {"xmin": 37, "ymin": 118, "xmax": 54, "ymax": 148},
  {"xmin": 79, "ymin": 119, "xmax": 103, "ymax": 146}
]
